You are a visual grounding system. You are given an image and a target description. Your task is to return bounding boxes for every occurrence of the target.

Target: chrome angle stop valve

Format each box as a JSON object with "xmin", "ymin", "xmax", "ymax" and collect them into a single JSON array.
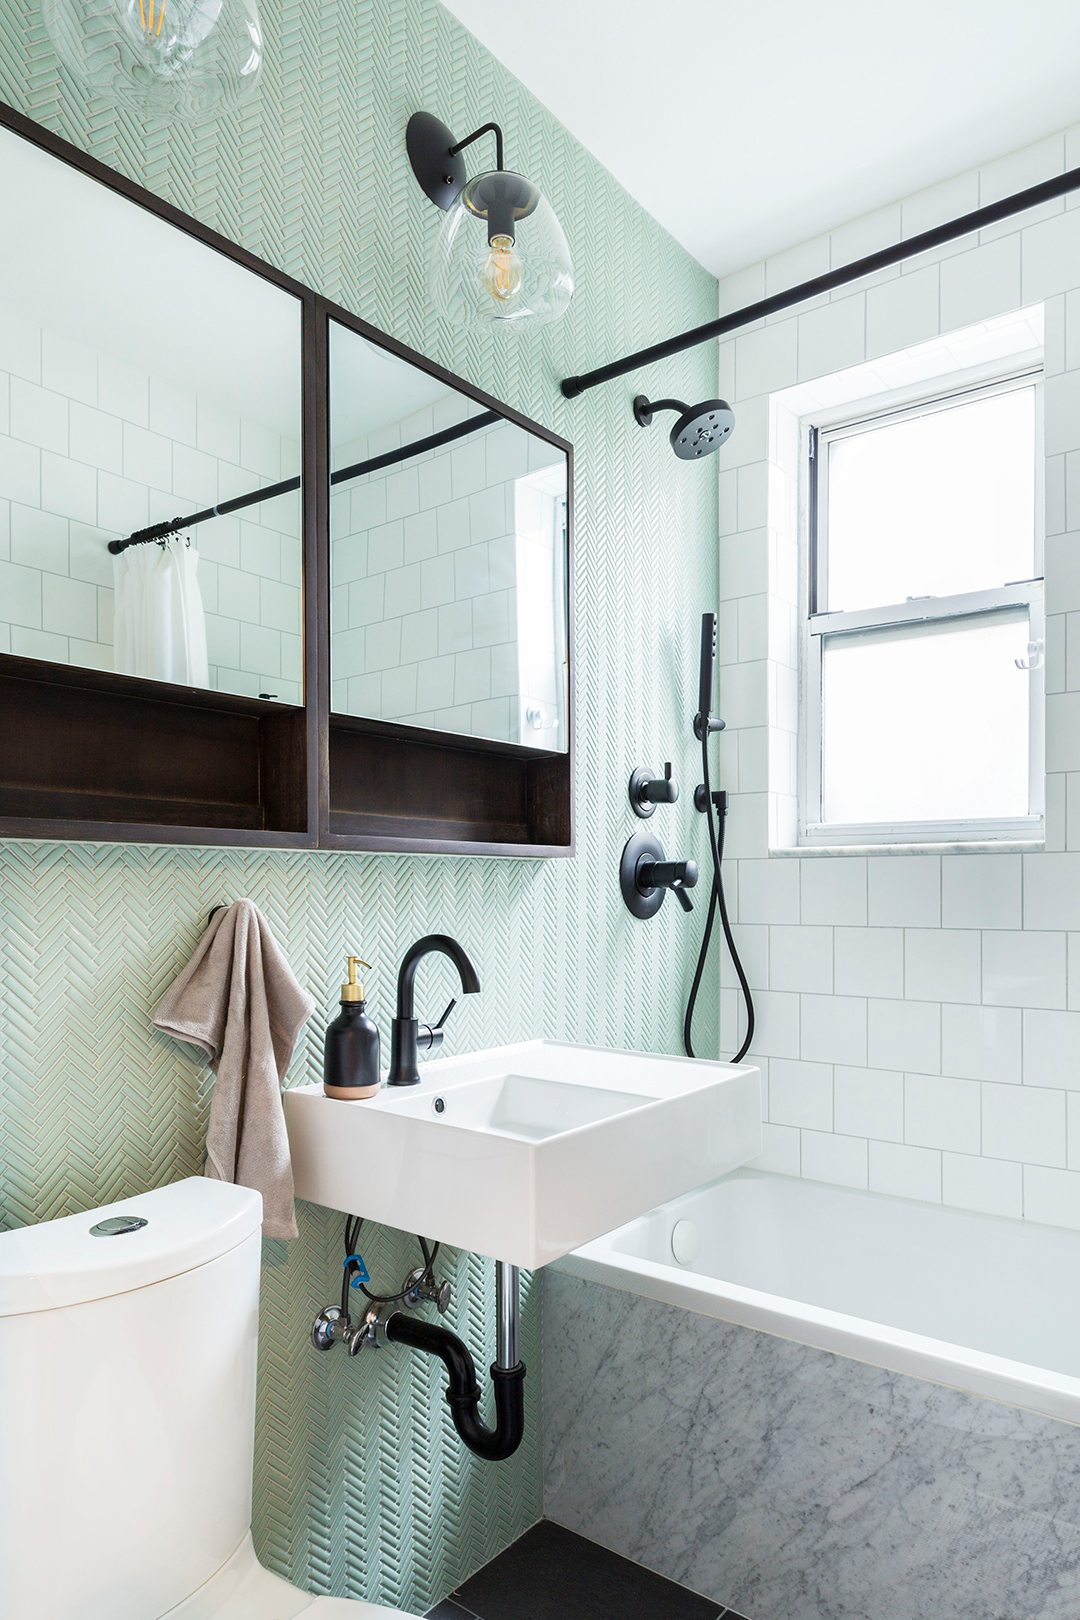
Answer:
[{"xmin": 311, "ymin": 1265, "xmax": 452, "ymax": 1355}]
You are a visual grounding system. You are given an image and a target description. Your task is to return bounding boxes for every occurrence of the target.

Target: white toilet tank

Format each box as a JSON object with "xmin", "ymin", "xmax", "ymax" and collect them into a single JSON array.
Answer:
[{"xmin": 0, "ymin": 1176, "xmax": 264, "ymax": 1620}]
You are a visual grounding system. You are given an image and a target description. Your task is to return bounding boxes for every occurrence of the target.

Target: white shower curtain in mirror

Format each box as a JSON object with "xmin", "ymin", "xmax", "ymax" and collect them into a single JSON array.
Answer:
[{"xmin": 112, "ymin": 537, "xmax": 210, "ymax": 687}]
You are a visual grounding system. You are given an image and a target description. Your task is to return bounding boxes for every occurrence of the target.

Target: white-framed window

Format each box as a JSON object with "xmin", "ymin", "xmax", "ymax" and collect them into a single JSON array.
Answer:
[{"xmin": 799, "ymin": 367, "xmax": 1044, "ymax": 848}]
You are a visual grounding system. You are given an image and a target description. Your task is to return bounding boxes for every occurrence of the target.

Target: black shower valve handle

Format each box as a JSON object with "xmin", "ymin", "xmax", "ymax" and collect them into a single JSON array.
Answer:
[
  {"xmin": 629, "ymin": 762, "xmax": 679, "ymax": 818},
  {"xmin": 671, "ymin": 877, "xmax": 696, "ymax": 913},
  {"xmin": 652, "ymin": 762, "xmax": 679, "ymax": 803},
  {"xmin": 621, "ymin": 831, "xmax": 700, "ymax": 920},
  {"xmin": 639, "ymin": 857, "xmax": 699, "ymax": 912}
]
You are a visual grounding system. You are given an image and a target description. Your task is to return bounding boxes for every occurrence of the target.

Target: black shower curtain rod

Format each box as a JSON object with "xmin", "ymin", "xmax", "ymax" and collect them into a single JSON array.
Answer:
[
  {"xmin": 107, "ymin": 409, "xmax": 500, "ymax": 554},
  {"xmin": 560, "ymin": 165, "xmax": 1080, "ymax": 399}
]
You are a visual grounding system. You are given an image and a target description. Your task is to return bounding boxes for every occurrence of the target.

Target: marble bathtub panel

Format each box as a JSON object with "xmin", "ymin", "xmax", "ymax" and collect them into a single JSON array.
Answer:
[{"xmin": 543, "ymin": 1270, "xmax": 1080, "ymax": 1620}]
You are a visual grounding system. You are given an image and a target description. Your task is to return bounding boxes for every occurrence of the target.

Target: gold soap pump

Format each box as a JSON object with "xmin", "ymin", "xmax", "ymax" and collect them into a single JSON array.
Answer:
[
  {"xmin": 323, "ymin": 955, "xmax": 381, "ymax": 1099},
  {"xmin": 341, "ymin": 957, "xmax": 367, "ymax": 1000}
]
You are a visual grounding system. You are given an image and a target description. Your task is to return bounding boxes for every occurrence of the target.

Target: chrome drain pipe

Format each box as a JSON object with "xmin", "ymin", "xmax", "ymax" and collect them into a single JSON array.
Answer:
[{"xmin": 496, "ymin": 1262, "xmax": 520, "ymax": 1369}]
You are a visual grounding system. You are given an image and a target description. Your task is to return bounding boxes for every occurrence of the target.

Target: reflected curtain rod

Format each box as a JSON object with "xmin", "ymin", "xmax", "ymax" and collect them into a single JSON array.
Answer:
[
  {"xmin": 560, "ymin": 165, "xmax": 1080, "ymax": 399},
  {"xmin": 107, "ymin": 409, "xmax": 500, "ymax": 553}
]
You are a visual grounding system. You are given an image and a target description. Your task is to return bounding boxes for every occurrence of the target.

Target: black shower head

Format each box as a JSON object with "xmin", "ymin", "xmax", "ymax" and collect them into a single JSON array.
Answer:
[{"xmin": 633, "ymin": 395, "xmax": 735, "ymax": 460}]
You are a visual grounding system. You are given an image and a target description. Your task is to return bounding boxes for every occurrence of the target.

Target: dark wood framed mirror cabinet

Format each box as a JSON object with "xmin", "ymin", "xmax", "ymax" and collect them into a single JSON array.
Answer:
[{"xmin": 0, "ymin": 102, "xmax": 574, "ymax": 858}]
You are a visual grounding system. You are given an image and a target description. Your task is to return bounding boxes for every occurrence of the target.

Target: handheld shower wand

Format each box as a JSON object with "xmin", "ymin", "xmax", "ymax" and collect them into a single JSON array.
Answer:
[
  {"xmin": 684, "ymin": 612, "xmax": 755, "ymax": 1065},
  {"xmin": 694, "ymin": 612, "xmax": 726, "ymax": 742}
]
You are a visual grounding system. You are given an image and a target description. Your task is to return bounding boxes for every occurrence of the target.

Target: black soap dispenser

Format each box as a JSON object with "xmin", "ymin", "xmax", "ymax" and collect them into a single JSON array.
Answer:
[{"xmin": 323, "ymin": 956, "xmax": 381, "ymax": 1099}]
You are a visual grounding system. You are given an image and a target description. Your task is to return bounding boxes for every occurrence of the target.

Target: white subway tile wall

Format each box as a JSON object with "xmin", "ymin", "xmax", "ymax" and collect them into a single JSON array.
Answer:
[
  {"xmin": 721, "ymin": 125, "xmax": 1080, "ymax": 1227},
  {"xmin": 0, "ymin": 313, "xmax": 302, "ymax": 702}
]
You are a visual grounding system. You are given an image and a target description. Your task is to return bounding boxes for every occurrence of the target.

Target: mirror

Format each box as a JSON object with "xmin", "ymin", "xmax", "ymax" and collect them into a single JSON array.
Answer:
[
  {"xmin": 0, "ymin": 123, "xmax": 304, "ymax": 703},
  {"xmin": 329, "ymin": 319, "xmax": 568, "ymax": 751}
]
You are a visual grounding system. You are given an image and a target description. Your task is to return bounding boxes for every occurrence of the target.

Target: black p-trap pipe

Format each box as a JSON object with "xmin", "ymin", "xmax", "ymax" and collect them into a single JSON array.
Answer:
[{"xmin": 385, "ymin": 1312, "xmax": 526, "ymax": 1462}]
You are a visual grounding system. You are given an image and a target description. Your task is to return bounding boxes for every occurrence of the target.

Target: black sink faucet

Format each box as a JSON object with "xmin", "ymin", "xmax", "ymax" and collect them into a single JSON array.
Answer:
[{"xmin": 387, "ymin": 934, "xmax": 481, "ymax": 1086}]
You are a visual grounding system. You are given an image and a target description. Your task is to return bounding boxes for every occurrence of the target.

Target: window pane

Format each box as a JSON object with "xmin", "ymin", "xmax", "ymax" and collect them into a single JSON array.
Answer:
[
  {"xmin": 821, "ymin": 611, "xmax": 1030, "ymax": 825},
  {"xmin": 824, "ymin": 386, "xmax": 1036, "ymax": 612}
]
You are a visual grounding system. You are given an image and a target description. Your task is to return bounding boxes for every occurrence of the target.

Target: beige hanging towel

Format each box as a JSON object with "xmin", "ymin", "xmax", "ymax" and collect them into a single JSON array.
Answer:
[{"xmin": 152, "ymin": 899, "xmax": 315, "ymax": 1239}]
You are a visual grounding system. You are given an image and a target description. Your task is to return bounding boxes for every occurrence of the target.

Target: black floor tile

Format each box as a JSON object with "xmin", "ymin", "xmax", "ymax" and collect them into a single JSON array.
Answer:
[
  {"xmin": 425, "ymin": 1602, "xmax": 478, "ymax": 1620},
  {"xmin": 449, "ymin": 1520, "xmax": 724, "ymax": 1620}
]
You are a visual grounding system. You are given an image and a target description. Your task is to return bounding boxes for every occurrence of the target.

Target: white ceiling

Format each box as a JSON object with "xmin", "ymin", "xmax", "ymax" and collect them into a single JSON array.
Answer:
[{"xmin": 442, "ymin": 0, "xmax": 1080, "ymax": 278}]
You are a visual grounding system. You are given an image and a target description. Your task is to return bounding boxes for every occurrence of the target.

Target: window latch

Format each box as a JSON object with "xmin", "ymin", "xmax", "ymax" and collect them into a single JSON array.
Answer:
[{"xmin": 1015, "ymin": 639, "xmax": 1044, "ymax": 670}]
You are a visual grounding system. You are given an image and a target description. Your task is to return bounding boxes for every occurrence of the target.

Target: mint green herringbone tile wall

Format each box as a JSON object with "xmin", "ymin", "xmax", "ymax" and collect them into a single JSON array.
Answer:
[{"xmin": 0, "ymin": 0, "xmax": 719, "ymax": 1611}]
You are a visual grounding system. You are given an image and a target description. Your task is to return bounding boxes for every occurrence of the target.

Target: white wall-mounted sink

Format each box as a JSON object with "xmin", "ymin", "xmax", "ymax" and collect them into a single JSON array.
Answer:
[{"xmin": 283, "ymin": 1040, "xmax": 760, "ymax": 1267}]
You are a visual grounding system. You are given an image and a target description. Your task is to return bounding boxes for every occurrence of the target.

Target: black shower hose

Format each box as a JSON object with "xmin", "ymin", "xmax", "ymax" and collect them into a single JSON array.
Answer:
[{"xmin": 683, "ymin": 728, "xmax": 755, "ymax": 1063}]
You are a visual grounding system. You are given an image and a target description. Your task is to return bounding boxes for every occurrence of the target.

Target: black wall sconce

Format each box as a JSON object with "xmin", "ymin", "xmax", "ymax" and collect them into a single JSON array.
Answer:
[{"xmin": 407, "ymin": 111, "xmax": 574, "ymax": 331}]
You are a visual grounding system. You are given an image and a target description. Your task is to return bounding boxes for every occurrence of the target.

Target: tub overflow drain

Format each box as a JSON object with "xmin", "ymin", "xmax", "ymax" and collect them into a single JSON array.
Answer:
[{"xmin": 670, "ymin": 1219, "xmax": 700, "ymax": 1266}]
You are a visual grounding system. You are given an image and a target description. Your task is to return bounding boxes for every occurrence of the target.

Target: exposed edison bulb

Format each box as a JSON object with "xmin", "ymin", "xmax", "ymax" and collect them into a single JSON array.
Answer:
[
  {"xmin": 42, "ymin": 0, "xmax": 262, "ymax": 120},
  {"xmin": 430, "ymin": 175, "xmax": 574, "ymax": 329},
  {"xmin": 123, "ymin": 0, "xmax": 221, "ymax": 76},
  {"xmin": 137, "ymin": 0, "xmax": 166, "ymax": 37},
  {"xmin": 482, "ymin": 234, "xmax": 524, "ymax": 305}
]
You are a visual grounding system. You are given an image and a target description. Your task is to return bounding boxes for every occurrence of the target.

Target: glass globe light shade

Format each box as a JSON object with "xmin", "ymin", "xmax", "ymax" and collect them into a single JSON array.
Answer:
[
  {"xmin": 42, "ymin": 0, "xmax": 263, "ymax": 121},
  {"xmin": 429, "ymin": 170, "xmax": 574, "ymax": 330}
]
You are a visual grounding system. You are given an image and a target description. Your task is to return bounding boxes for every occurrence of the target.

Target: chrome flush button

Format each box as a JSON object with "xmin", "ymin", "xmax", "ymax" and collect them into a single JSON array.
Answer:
[{"xmin": 89, "ymin": 1215, "xmax": 148, "ymax": 1237}]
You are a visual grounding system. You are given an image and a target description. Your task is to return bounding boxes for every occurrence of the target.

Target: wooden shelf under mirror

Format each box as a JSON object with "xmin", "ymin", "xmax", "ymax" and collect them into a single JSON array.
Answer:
[
  {"xmin": 0, "ymin": 654, "xmax": 313, "ymax": 846},
  {"xmin": 0, "ymin": 650, "xmax": 572, "ymax": 856},
  {"xmin": 326, "ymin": 712, "xmax": 572, "ymax": 856}
]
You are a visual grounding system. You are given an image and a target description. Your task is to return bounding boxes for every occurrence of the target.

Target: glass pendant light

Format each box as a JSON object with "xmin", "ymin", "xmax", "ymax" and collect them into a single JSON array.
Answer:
[
  {"xmin": 407, "ymin": 113, "xmax": 574, "ymax": 332},
  {"xmin": 42, "ymin": 0, "xmax": 263, "ymax": 122}
]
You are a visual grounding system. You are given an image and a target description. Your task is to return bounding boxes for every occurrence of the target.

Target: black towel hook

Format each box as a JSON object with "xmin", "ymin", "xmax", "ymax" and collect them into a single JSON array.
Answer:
[{"xmin": 207, "ymin": 904, "xmax": 229, "ymax": 927}]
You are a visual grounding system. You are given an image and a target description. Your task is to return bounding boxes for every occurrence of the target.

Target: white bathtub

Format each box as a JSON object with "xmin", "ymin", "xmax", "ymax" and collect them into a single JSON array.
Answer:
[{"xmin": 558, "ymin": 1168, "xmax": 1080, "ymax": 1426}]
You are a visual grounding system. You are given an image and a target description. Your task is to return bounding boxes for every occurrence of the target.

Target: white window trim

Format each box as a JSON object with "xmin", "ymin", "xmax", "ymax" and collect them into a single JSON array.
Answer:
[{"xmin": 797, "ymin": 367, "xmax": 1045, "ymax": 851}]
